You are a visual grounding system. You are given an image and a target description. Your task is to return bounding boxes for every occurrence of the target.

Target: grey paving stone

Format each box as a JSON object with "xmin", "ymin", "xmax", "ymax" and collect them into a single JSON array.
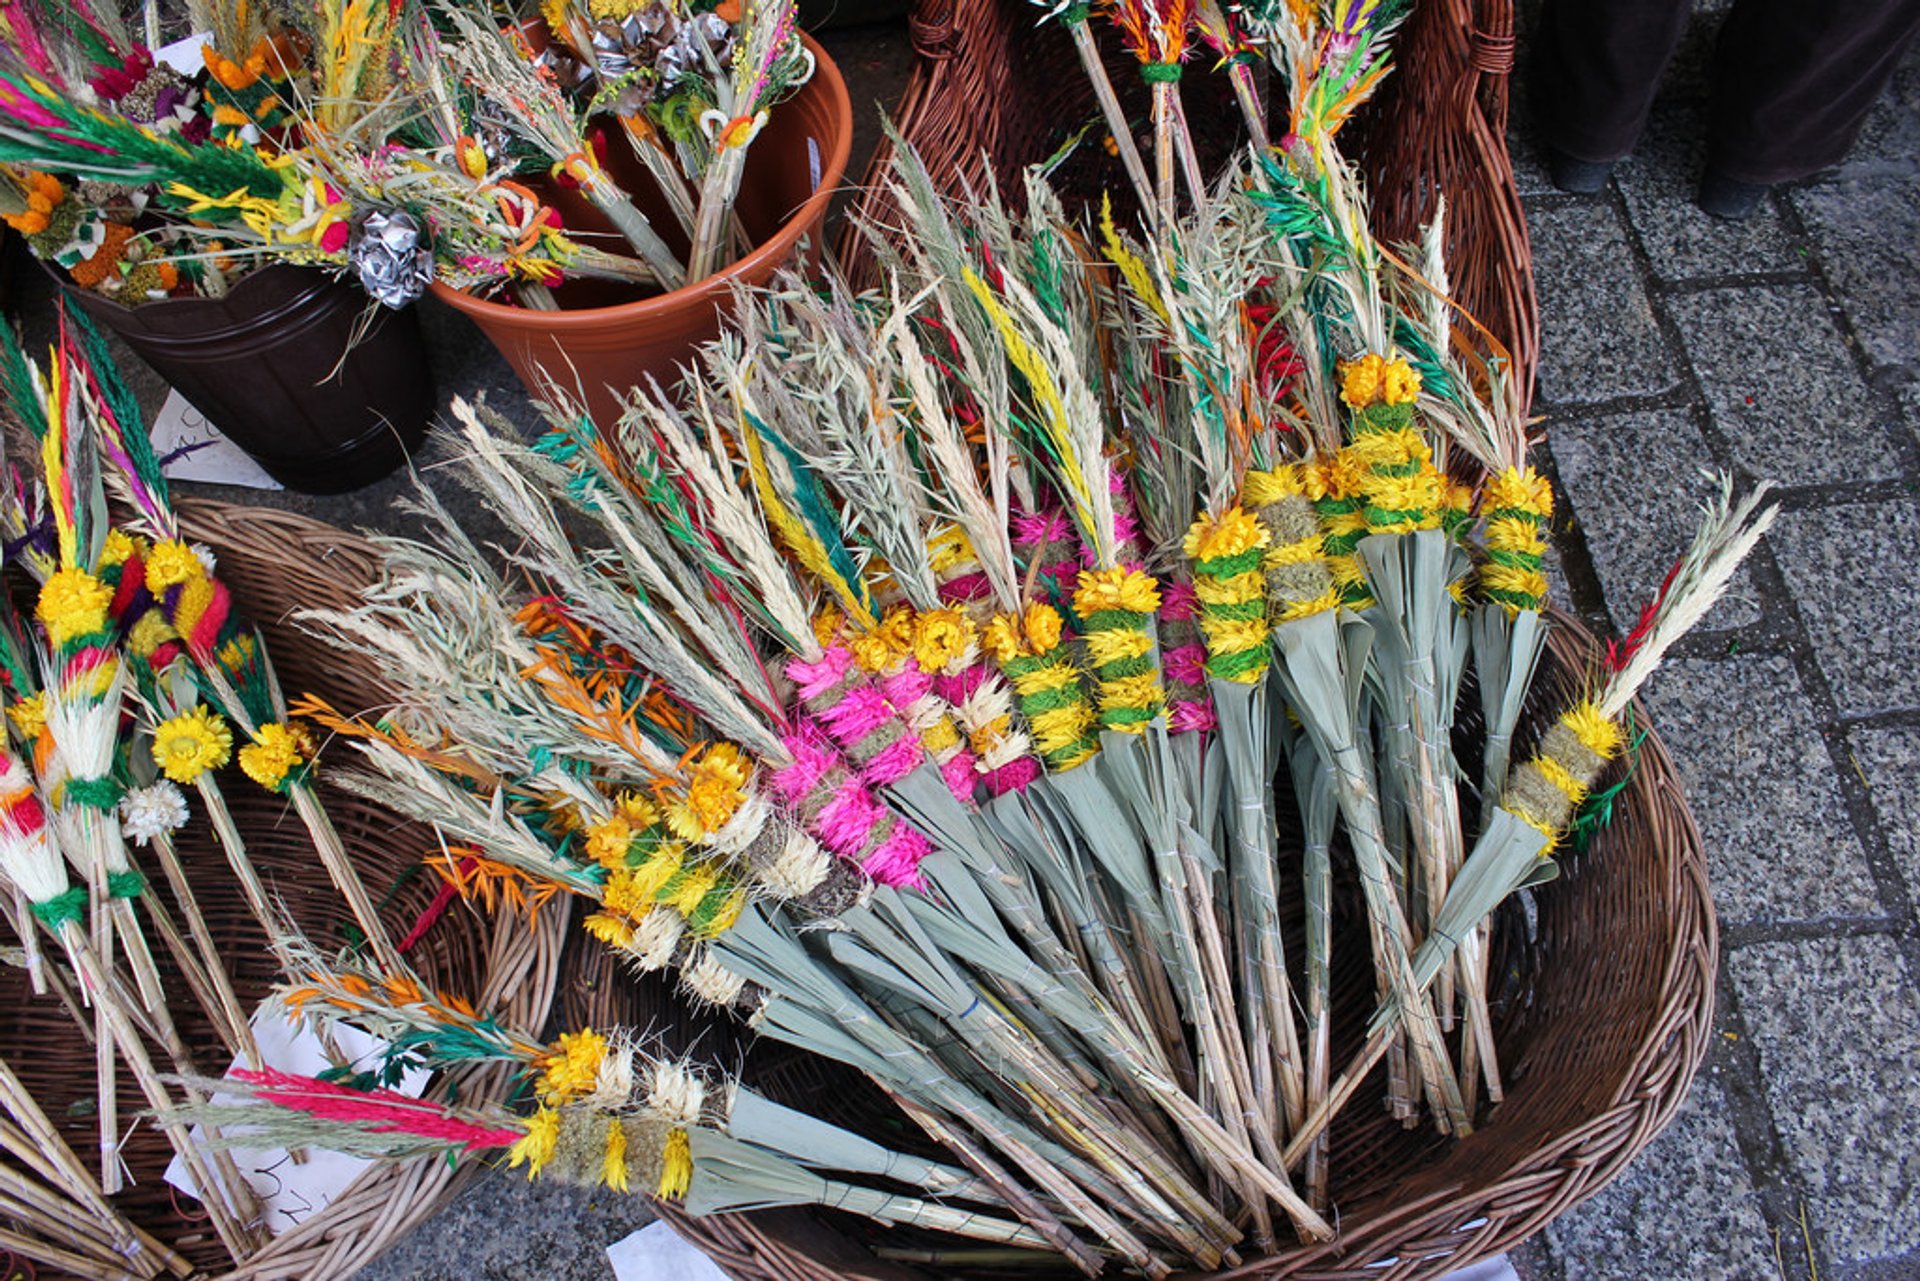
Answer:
[
  {"xmin": 1729, "ymin": 936, "xmax": 1920, "ymax": 1263},
  {"xmin": 353, "ymin": 1165, "xmax": 659, "ymax": 1280},
  {"xmin": 1542, "ymin": 1077, "xmax": 1773, "ymax": 1281},
  {"xmin": 1528, "ymin": 205, "xmax": 1680, "ymax": 405},
  {"xmin": 1790, "ymin": 178, "xmax": 1920, "ymax": 380},
  {"xmin": 1770, "ymin": 499, "xmax": 1920, "ymax": 716},
  {"xmin": 1544, "ymin": 409, "xmax": 1762, "ymax": 632},
  {"xmin": 1641, "ymin": 655, "xmax": 1880, "ymax": 927},
  {"xmin": 1667, "ymin": 285, "xmax": 1899, "ymax": 485},
  {"xmin": 1614, "ymin": 103, "xmax": 1801, "ymax": 280},
  {"xmin": 1847, "ymin": 724, "xmax": 1920, "ymax": 919}
]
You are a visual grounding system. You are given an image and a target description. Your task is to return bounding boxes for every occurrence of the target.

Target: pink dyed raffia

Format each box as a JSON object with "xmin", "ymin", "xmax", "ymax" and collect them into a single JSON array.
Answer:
[
  {"xmin": 815, "ymin": 782, "xmax": 887, "ymax": 855},
  {"xmin": 1163, "ymin": 643, "xmax": 1209, "ymax": 687},
  {"xmin": 862, "ymin": 824, "xmax": 929, "ymax": 889},
  {"xmin": 879, "ymin": 666, "xmax": 933, "ymax": 707},
  {"xmin": 1160, "ymin": 579, "xmax": 1201, "ymax": 621},
  {"xmin": 786, "ymin": 646, "xmax": 856, "ymax": 701},
  {"xmin": 231, "ymin": 1068, "xmax": 523, "ymax": 1151},
  {"xmin": 940, "ymin": 751, "xmax": 979, "ymax": 803},
  {"xmin": 862, "ymin": 735, "xmax": 923, "ymax": 786},
  {"xmin": 770, "ymin": 733, "xmax": 837, "ymax": 806},
  {"xmin": 1168, "ymin": 700, "xmax": 1219, "ymax": 734},
  {"xmin": 818, "ymin": 684, "xmax": 896, "ymax": 745},
  {"xmin": 983, "ymin": 757, "xmax": 1042, "ymax": 795},
  {"xmin": 937, "ymin": 571, "xmax": 991, "ymax": 605}
]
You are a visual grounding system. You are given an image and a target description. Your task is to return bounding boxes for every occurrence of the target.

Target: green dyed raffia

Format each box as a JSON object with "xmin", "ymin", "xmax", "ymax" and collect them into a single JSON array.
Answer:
[
  {"xmin": 1205, "ymin": 647, "xmax": 1269, "ymax": 682},
  {"xmin": 65, "ymin": 776, "xmax": 124, "ymax": 811},
  {"xmin": 1193, "ymin": 548, "xmax": 1264, "ymax": 577},
  {"xmin": 1141, "ymin": 62, "xmax": 1184, "ymax": 83},
  {"xmin": 107, "ymin": 870, "xmax": 146, "ymax": 900},
  {"xmin": 29, "ymin": 887, "xmax": 86, "ymax": 929},
  {"xmin": 685, "ymin": 879, "xmax": 738, "ymax": 933}
]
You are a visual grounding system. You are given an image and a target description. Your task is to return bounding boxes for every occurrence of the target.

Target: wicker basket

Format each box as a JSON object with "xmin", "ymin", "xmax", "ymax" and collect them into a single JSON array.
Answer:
[
  {"xmin": 0, "ymin": 499, "xmax": 566, "ymax": 1281},
  {"xmin": 575, "ymin": 610, "xmax": 1713, "ymax": 1280},
  {"xmin": 838, "ymin": 0, "xmax": 1539, "ymax": 402}
]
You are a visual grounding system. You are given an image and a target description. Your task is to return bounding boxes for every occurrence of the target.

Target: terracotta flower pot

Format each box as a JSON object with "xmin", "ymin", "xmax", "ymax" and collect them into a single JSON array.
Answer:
[
  {"xmin": 430, "ymin": 34, "xmax": 852, "ymax": 427},
  {"xmin": 64, "ymin": 263, "xmax": 433, "ymax": 494}
]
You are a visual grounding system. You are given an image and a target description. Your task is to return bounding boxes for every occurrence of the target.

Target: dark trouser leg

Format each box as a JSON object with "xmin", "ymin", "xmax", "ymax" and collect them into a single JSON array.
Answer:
[
  {"xmin": 1708, "ymin": 0, "xmax": 1920, "ymax": 184},
  {"xmin": 1534, "ymin": 0, "xmax": 1693, "ymax": 162}
]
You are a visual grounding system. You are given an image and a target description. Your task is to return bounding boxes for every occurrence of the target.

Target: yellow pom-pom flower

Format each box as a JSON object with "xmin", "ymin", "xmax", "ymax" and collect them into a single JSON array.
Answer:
[
  {"xmin": 36, "ymin": 569, "xmax": 112, "ymax": 646},
  {"xmin": 7, "ymin": 694, "xmax": 46, "ymax": 743}
]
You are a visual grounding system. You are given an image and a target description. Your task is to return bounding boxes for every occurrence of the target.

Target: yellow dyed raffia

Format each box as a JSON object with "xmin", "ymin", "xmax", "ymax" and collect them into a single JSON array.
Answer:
[
  {"xmin": 697, "ymin": 887, "xmax": 747, "ymax": 937},
  {"xmin": 1081, "ymin": 626, "xmax": 1156, "ymax": 666},
  {"xmin": 1481, "ymin": 562, "xmax": 1550, "ymax": 603},
  {"xmin": 961, "ymin": 268, "xmax": 1093, "ymax": 523},
  {"xmin": 1562, "ymin": 700, "xmax": 1626, "ymax": 759},
  {"xmin": 601, "ymin": 1118, "xmax": 630, "ymax": 1193},
  {"xmin": 1100, "ymin": 194, "xmax": 1168, "ymax": 322},
  {"xmin": 1193, "ymin": 571, "xmax": 1267, "ymax": 605},
  {"xmin": 583, "ymin": 914, "xmax": 634, "ymax": 949},
  {"xmin": 920, "ymin": 717, "xmax": 962, "ymax": 755},
  {"xmin": 658, "ymin": 1128, "xmax": 693, "ymax": 1198},
  {"xmin": 508, "ymin": 1108, "xmax": 560, "ymax": 1179},
  {"xmin": 1242, "ymin": 463, "xmax": 1310, "ymax": 506},
  {"xmin": 661, "ymin": 863, "xmax": 721, "ymax": 917},
  {"xmin": 1532, "ymin": 753, "xmax": 1590, "ymax": 805},
  {"xmin": 1277, "ymin": 588, "xmax": 1343, "ymax": 622},
  {"xmin": 1486, "ymin": 465, "xmax": 1555, "ymax": 518}
]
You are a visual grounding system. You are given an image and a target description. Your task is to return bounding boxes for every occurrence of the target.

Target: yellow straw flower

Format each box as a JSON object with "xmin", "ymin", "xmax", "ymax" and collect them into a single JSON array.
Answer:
[
  {"xmin": 144, "ymin": 539, "xmax": 207, "ymax": 592},
  {"xmin": 912, "ymin": 609, "xmax": 974, "ymax": 672},
  {"xmin": 1339, "ymin": 353, "xmax": 1386, "ymax": 407},
  {"xmin": 151, "ymin": 706, "xmax": 233, "ymax": 783},
  {"xmin": 238, "ymin": 721, "xmax": 311, "ymax": 791},
  {"xmin": 536, "ymin": 1029, "xmax": 607, "ymax": 1104}
]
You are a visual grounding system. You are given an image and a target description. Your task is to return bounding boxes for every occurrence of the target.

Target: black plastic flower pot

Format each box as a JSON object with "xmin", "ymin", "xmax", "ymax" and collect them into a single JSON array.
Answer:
[{"xmin": 60, "ymin": 263, "xmax": 433, "ymax": 495}]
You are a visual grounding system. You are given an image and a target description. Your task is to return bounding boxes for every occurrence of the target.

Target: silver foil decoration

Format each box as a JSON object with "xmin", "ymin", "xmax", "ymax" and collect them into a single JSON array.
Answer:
[{"xmin": 348, "ymin": 209, "xmax": 434, "ymax": 309}]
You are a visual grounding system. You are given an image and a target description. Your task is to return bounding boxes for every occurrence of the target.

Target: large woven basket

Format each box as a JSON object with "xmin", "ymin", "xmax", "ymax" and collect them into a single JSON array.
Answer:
[
  {"xmin": 838, "ymin": 0, "xmax": 1539, "ymax": 402},
  {"xmin": 0, "ymin": 499, "xmax": 566, "ymax": 1281},
  {"xmin": 568, "ymin": 610, "xmax": 1714, "ymax": 1280}
]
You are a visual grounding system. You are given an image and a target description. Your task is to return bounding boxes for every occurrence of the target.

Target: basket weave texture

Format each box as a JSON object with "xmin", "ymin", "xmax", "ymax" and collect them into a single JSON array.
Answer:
[
  {"xmin": 0, "ymin": 499, "xmax": 566, "ymax": 1281},
  {"xmin": 838, "ymin": 0, "xmax": 1539, "ymax": 402},
  {"xmin": 596, "ymin": 609, "xmax": 1714, "ymax": 1280}
]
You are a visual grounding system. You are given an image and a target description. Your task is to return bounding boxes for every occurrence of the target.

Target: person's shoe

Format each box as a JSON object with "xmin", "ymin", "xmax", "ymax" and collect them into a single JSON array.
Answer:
[
  {"xmin": 1696, "ymin": 172, "xmax": 1768, "ymax": 221},
  {"xmin": 1547, "ymin": 147, "xmax": 1615, "ymax": 194}
]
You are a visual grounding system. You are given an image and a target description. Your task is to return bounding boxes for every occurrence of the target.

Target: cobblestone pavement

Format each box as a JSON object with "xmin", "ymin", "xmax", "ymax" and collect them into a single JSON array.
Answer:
[
  {"xmin": 61, "ymin": 6, "xmax": 1902, "ymax": 1278},
  {"xmin": 1504, "ymin": 5, "xmax": 1920, "ymax": 1280}
]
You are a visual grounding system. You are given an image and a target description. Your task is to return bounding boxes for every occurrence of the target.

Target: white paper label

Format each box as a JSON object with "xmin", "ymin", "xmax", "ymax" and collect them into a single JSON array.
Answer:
[
  {"xmin": 155, "ymin": 31, "xmax": 214, "ymax": 77},
  {"xmin": 164, "ymin": 1006, "xmax": 429, "ymax": 1234},
  {"xmin": 607, "ymin": 1220, "xmax": 735, "ymax": 1281},
  {"xmin": 151, "ymin": 388, "xmax": 284, "ymax": 490}
]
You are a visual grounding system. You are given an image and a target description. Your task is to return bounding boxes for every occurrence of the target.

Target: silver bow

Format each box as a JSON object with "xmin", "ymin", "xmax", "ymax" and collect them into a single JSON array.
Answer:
[{"xmin": 348, "ymin": 209, "xmax": 434, "ymax": 309}]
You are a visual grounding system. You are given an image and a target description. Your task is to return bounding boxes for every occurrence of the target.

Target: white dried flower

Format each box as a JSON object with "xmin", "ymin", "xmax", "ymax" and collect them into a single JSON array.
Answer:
[{"xmin": 119, "ymin": 781, "xmax": 189, "ymax": 846}]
